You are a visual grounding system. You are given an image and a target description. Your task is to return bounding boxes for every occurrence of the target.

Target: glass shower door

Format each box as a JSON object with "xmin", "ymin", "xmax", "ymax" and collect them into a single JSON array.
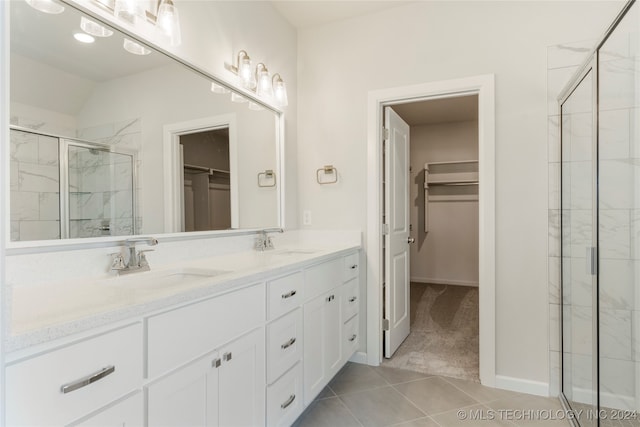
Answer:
[{"xmin": 561, "ymin": 64, "xmax": 598, "ymax": 426}]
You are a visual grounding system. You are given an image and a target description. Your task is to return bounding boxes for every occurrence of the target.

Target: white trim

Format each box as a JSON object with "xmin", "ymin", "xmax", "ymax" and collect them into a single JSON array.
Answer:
[
  {"xmin": 1, "ymin": 0, "xmax": 7, "ymax": 424},
  {"xmin": 163, "ymin": 115, "xmax": 239, "ymax": 232},
  {"xmin": 366, "ymin": 74, "xmax": 496, "ymax": 386},
  {"xmin": 348, "ymin": 351, "xmax": 368, "ymax": 365},
  {"xmin": 410, "ymin": 277, "xmax": 479, "ymax": 287},
  {"xmin": 495, "ymin": 375, "xmax": 549, "ymax": 397}
]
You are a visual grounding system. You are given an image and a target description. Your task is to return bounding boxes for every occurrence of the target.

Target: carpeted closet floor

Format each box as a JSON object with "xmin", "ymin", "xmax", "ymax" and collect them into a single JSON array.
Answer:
[{"xmin": 382, "ymin": 282, "xmax": 479, "ymax": 382}]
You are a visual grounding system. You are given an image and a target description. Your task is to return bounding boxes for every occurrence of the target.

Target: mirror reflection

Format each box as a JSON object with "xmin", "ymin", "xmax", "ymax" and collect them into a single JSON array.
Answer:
[{"xmin": 9, "ymin": 0, "xmax": 280, "ymax": 242}]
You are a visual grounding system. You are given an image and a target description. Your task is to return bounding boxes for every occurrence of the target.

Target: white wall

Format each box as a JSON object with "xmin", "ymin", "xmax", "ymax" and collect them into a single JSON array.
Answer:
[
  {"xmin": 410, "ymin": 120, "xmax": 478, "ymax": 287},
  {"xmin": 297, "ymin": 1, "xmax": 623, "ymax": 387}
]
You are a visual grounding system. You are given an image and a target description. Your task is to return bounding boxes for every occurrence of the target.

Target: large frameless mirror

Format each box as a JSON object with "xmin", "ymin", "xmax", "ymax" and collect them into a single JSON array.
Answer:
[{"xmin": 8, "ymin": 0, "xmax": 282, "ymax": 244}]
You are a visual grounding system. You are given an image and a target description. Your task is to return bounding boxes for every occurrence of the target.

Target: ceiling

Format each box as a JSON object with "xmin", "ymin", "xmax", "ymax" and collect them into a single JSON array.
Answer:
[
  {"xmin": 271, "ymin": 0, "xmax": 415, "ymax": 28},
  {"xmin": 390, "ymin": 95, "xmax": 479, "ymax": 126}
]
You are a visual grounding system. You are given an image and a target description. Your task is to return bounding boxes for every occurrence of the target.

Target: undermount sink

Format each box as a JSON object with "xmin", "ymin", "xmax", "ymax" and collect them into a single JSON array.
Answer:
[
  {"xmin": 110, "ymin": 267, "xmax": 229, "ymax": 293},
  {"xmin": 271, "ymin": 249, "xmax": 318, "ymax": 256}
]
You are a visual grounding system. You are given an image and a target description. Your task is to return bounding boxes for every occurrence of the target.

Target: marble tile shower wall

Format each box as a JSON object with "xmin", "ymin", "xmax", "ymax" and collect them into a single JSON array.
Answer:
[
  {"xmin": 548, "ymin": 33, "xmax": 640, "ymax": 411},
  {"xmin": 76, "ymin": 118, "xmax": 142, "ymax": 236},
  {"xmin": 9, "ymin": 129, "xmax": 60, "ymax": 241}
]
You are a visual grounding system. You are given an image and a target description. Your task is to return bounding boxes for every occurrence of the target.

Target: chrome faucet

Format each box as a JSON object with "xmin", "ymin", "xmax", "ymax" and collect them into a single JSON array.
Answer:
[
  {"xmin": 110, "ymin": 237, "xmax": 159, "ymax": 275},
  {"xmin": 254, "ymin": 228, "xmax": 283, "ymax": 251}
]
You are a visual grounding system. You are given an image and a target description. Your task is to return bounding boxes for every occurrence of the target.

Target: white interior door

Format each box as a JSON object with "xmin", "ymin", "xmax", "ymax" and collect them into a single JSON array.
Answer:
[{"xmin": 384, "ymin": 106, "xmax": 411, "ymax": 358}]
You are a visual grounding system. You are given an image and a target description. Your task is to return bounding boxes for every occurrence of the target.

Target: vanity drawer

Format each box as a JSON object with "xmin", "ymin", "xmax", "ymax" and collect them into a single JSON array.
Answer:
[
  {"xmin": 342, "ymin": 314, "xmax": 359, "ymax": 361},
  {"xmin": 305, "ymin": 258, "xmax": 343, "ymax": 301},
  {"xmin": 267, "ymin": 363, "xmax": 303, "ymax": 427},
  {"xmin": 341, "ymin": 279, "xmax": 359, "ymax": 322},
  {"xmin": 267, "ymin": 272, "xmax": 303, "ymax": 320},
  {"xmin": 267, "ymin": 308, "xmax": 302, "ymax": 384},
  {"xmin": 343, "ymin": 252, "xmax": 359, "ymax": 282},
  {"xmin": 147, "ymin": 283, "xmax": 264, "ymax": 379},
  {"xmin": 6, "ymin": 323, "xmax": 143, "ymax": 427}
]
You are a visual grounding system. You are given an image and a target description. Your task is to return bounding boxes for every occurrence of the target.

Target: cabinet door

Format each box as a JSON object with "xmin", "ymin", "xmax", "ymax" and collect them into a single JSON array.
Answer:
[
  {"xmin": 218, "ymin": 328, "xmax": 265, "ymax": 427},
  {"xmin": 147, "ymin": 351, "xmax": 219, "ymax": 427},
  {"xmin": 72, "ymin": 392, "xmax": 143, "ymax": 427},
  {"xmin": 303, "ymin": 289, "xmax": 341, "ymax": 405}
]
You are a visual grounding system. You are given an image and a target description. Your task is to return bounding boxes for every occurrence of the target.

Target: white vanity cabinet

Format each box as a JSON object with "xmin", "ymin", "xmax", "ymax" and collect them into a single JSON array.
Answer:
[
  {"xmin": 73, "ymin": 392, "xmax": 143, "ymax": 427},
  {"xmin": 5, "ymin": 323, "xmax": 143, "ymax": 427},
  {"xmin": 147, "ymin": 327, "xmax": 265, "ymax": 427},
  {"xmin": 302, "ymin": 252, "xmax": 361, "ymax": 406},
  {"xmin": 146, "ymin": 283, "xmax": 266, "ymax": 427}
]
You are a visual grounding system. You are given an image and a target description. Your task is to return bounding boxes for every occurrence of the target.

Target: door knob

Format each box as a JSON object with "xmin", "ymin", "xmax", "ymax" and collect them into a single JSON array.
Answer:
[{"xmin": 408, "ymin": 237, "xmax": 415, "ymax": 244}]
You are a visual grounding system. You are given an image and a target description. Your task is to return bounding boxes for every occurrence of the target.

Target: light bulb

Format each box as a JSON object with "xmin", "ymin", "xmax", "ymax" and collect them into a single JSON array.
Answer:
[
  {"xmin": 256, "ymin": 65, "xmax": 273, "ymax": 99},
  {"xmin": 238, "ymin": 55, "xmax": 256, "ymax": 89},
  {"xmin": 273, "ymin": 74, "xmax": 288, "ymax": 107},
  {"xmin": 156, "ymin": 0, "xmax": 182, "ymax": 46},
  {"xmin": 24, "ymin": 0, "xmax": 65, "ymax": 14}
]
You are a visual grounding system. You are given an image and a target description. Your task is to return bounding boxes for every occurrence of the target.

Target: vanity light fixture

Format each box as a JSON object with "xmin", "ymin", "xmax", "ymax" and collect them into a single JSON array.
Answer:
[
  {"xmin": 225, "ymin": 50, "xmax": 289, "ymax": 109},
  {"xmin": 113, "ymin": 0, "xmax": 145, "ymax": 26},
  {"xmin": 24, "ymin": 0, "xmax": 65, "ymax": 14},
  {"xmin": 272, "ymin": 73, "xmax": 288, "ymax": 107},
  {"xmin": 156, "ymin": 0, "xmax": 182, "ymax": 47},
  {"xmin": 80, "ymin": 17, "xmax": 114, "ymax": 38}
]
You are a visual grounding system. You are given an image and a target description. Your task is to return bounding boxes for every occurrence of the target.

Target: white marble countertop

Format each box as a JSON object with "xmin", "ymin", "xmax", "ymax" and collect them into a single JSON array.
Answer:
[{"xmin": 6, "ymin": 243, "xmax": 360, "ymax": 354}]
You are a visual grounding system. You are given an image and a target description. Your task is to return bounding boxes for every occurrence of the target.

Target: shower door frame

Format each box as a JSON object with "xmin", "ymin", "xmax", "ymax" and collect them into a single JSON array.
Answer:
[
  {"xmin": 558, "ymin": 55, "xmax": 599, "ymax": 427},
  {"xmin": 557, "ymin": 1, "xmax": 636, "ymax": 424},
  {"xmin": 59, "ymin": 138, "xmax": 138, "ymax": 239}
]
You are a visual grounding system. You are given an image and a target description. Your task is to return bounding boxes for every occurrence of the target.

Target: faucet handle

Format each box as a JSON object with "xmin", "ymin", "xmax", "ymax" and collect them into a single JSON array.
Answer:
[
  {"xmin": 138, "ymin": 249, "xmax": 154, "ymax": 268},
  {"xmin": 109, "ymin": 253, "xmax": 126, "ymax": 270}
]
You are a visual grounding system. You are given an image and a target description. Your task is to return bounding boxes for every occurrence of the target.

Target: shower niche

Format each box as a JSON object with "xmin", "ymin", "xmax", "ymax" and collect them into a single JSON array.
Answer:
[{"xmin": 10, "ymin": 128, "xmax": 136, "ymax": 241}]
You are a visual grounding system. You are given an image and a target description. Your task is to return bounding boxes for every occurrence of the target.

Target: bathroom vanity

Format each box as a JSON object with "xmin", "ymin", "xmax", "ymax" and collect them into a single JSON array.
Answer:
[{"xmin": 4, "ymin": 246, "xmax": 361, "ymax": 427}]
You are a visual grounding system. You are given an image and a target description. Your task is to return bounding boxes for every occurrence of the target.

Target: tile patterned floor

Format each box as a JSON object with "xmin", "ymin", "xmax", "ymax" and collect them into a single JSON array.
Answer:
[{"xmin": 293, "ymin": 363, "xmax": 569, "ymax": 427}]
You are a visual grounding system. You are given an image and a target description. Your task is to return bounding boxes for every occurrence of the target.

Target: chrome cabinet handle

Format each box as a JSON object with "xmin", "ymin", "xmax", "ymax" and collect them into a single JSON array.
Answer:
[
  {"xmin": 61, "ymin": 365, "xmax": 115, "ymax": 394},
  {"xmin": 281, "ymin": 290, "xmax": 297, "ymax": 299},
  {"xmin": 281, "ymin": 337, "xmax": 297, "ymax": 350},
  {"xmin": 223, "ymin": 352, "xmax": 232, "ymax": 362},
  {"xmin": 348, "ymin": 334, "xmax": 357, "ymax": 342},
  {"xmin": 212, "ymin": 358, "xmax": 221, "ymax": 368},
  {"xmin": 350, "ymin": 264, "xmax": 357, "ymax": 270},
  {"xmin": 349, "ymin": 296, "xmax": 357, "ymax": 303},
  {"xmin": 408, "ymin": 237, "xmax": 415, "ymax": 244},
  {"xmin": 326, "ymin": 294, "xmax": 335, "ymax": 302},
  {"xmin": 281, "ymin": 394, "xmax": 296, "ymax": 409}
]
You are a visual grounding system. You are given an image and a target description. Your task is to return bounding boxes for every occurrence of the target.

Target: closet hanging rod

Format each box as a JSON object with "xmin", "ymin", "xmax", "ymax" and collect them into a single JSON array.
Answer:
[{"xmin": 427, "ymin": 181, "xmax": 478, "ymax": 187}]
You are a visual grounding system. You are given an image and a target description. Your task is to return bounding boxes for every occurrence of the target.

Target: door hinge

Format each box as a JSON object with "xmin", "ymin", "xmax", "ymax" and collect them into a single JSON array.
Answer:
[
  {"xmin": 383, "ymin": 128, "xmax": 389, "ymax": 140},
  {"xmin": 382, "ymin": 223, "xmax": 389, "ymax": 235},
  {"xmin": 382, "ymin": 319, "xmax": 390, "ymax": 331}
]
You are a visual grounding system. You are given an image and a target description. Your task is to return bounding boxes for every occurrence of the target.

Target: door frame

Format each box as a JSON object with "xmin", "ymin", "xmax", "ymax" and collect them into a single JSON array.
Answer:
[
  {"xmin": 366, "ymin": 74, "xmax": 496, "ymax": 386},
  {"xmin": 163, "ymin": 114, "xmax": 238, "ymax": 232}
]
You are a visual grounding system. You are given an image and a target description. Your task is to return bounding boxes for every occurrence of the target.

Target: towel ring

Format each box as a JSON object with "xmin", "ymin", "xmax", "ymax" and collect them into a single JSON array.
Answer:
[
  {"xmin": 316, "ymin": 165, "xmax": 338, "ymax": 185},
  {"xmin": 258, "ymin": 170, "xmax": 276, "ymax": 188}
]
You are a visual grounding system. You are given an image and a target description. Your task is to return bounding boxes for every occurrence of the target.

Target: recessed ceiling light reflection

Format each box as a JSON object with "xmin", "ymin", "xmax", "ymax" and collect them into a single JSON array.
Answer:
[
  {"xmin": 80, "ymin": 17, "xmax": 114, "ymax": 38},
  {"xmin": 123, "ymin": 39, "xmax": 151, "ymax": 56},
  {"xmin": 73, "ymin": 32, "xmax": 96, "ymax": 44}
]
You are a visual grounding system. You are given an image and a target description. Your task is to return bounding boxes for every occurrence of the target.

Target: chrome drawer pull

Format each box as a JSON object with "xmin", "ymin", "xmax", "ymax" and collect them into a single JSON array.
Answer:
[
  {"xmin": 212, "ymin": 358, "xmax": 221, "ymax": 368},
  {"xmin": 223, "ymin": 352, "xmax": 232, "ymax": 362},
  {"xmin": 281, "ymin": 337, "xmax": 297, "ymax": 350},
  {"xmin": 281, "ymin": 290, "xmax": 297, "ymax": 299},
  {"xmin": 349, "ymin": 296, "xmax": 357, "ymax": 303},
  {"xmin": 281, "ymin": 394, "xmax": 296, "ymax": 409},
  {"xmin": 348, "ymin": 334, "xmax": 357, "ymax": 342},
  {"xmin": 326, "ymin": 294, "xmax": 335, "ymax": 302},
  {"xmin": 350, "ymin": 264, "xmax": 358, "ymax": 270},
  {"xmin": 61, "ymin": 365, "xmax": 115, "ymax": 394}
]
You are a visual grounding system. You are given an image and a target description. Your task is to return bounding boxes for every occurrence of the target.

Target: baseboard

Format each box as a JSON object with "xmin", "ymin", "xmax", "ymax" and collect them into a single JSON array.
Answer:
[
  {"xmin": 495, "ymin": 375, "xmax": 549, "ymax": 397},
  {"xmin": 349, "ymin": 351, "xmax": 369, "ymax": 365},
  {"xmin": 411, "ymin": 276, "xmax": 479, "ymax": 287}
]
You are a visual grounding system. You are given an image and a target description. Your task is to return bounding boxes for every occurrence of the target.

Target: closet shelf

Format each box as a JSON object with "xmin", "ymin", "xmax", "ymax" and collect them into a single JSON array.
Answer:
[{"xmin": 184, "ymin": 163, "xmax": 230, "ymax": 175}]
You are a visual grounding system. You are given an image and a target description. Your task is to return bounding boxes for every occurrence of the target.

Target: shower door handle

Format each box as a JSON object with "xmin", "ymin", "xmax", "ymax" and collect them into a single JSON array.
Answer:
[{"xmin": 586, "ymin": 247, "xmax": 597, "ymax": 276}]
